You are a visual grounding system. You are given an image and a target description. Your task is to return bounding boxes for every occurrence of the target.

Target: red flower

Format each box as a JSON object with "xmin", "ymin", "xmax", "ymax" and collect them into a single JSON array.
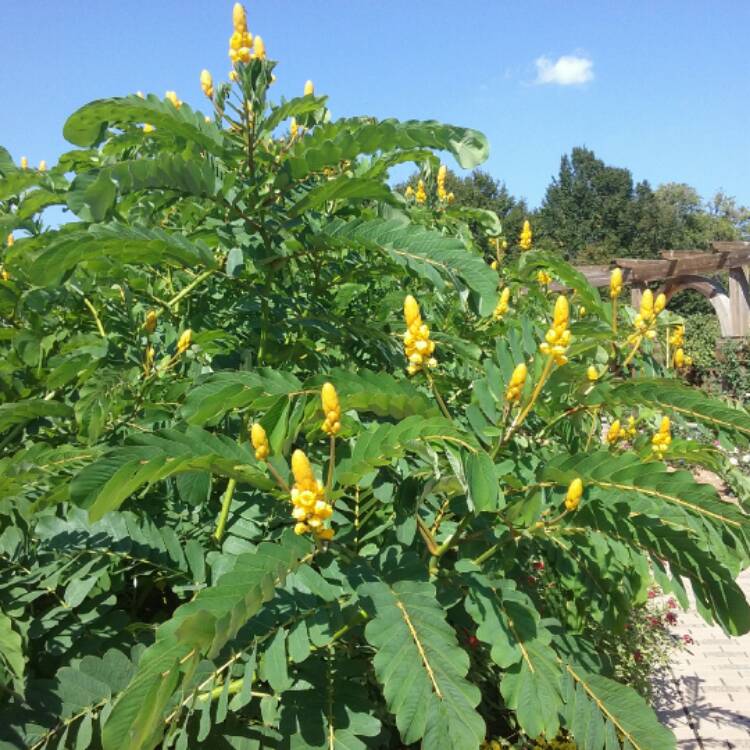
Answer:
[
  {"xmin": 527, "ymin": 576, "xmax": 537, "ymax": 586},
  {"xmin": 633, "ymin": 650, "xmax": 643, "ymax": 662},
  {"xmin": 667, "ymin": 598, "xmax": 677, "ymax": 609},
  {"xmin": 683, "ymin": 634, "xmax": 694, "ymax": 645},
  {"xmin": 666, "ymin": 612, "xmax": 677, "ymax": 626},
  {"xmin": 467, "ymin": 635, "xmax": 479, "ymax": 649},
  {"xmin": 532, "ymin": 561, "xmax": 545, "ymax": 571},
  {"xmin": 647, "ymin": 589, "xmax": 657, "ymax": 600}
]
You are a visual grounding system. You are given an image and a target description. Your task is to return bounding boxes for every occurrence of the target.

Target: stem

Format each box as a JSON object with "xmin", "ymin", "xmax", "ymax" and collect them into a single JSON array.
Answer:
[
  {"xmin": 83, "ymin": 297, "xmax": 106, "ymax": 338},
  {"xmin": 326, "ymin": 435, "xmax": 336, "ymax": 495},
  {"xmin": 425, "ymin": 370, "xmax": 451, "ymax": 419},
  {"xmin": 266, "ymin": 462, "xmax": 290, "ymax": 493},
  {"xmin": 666, "ymin": 326, "xmax": 671, "ymax": 369},
  {"xmin": 611, "ymin": 297, "xmax": 618, "ymax": 336},
  {"xmin": 213, "ymin": 477, "xmax": 237, "ymax": 543},
  {"xmin": 622, "ymin": 336, "xmax": 642, "ymax": 368},
  {"xmin": 167, "ymin": 269, "xmax": 215, "ymax": 309},
  {"xmin": 416, "ymin": 516, "xmax": 439, "ymax": 555},
  {"xmin": 473, "ymin": 542, "xmax": 501, "ymax": 567}
]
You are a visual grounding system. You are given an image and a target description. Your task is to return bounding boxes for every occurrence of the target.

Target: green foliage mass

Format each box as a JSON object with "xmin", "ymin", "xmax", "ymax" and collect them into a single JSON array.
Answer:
[{"xmin": 1, "ymin": 12, "xmax": 750, "ymax": 750}]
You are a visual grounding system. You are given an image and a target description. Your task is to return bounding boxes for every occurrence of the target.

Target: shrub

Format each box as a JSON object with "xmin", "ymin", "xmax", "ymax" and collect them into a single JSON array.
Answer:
[{"xmin": 1, "ymin": 6, "xmax": 750, "ymax": 749}]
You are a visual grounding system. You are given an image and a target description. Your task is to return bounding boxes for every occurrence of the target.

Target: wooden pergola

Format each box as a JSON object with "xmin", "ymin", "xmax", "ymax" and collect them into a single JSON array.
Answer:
[{"xmin": 572, "ymin": 241, "xmax": 750, "ymax": 337}]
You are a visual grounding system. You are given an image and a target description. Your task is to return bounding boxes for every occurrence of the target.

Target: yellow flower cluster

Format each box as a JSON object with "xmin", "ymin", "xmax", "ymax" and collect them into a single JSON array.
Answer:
[
  {"xmin": 610, "ymin": 268, "xmax": 623, "ymax": 299},
  {"xmin": 652, "ymin": 416, "xmax": 671, "ymax": 455},
  {"xmin": 250, "ymin": 422, "xmax": 269, "ymax": 460},
  {"xmin": 606, "ymin": 416, "xmax": 637, "ymax": 445},
  {"xmin": 403, "ymin": 295, "xmax": 436, "ymax": 375},
  {"xmin": 493, "ymin": 287, "xmax": 511, "ymax": 320},
  {"xmin": 143, "ymin": 309, "xmax": 157, "ymax": 333},
  {"xmin": 404, "ymin": 186, "xmax": 414, "ymax": 200},
  {"xmin": 674, "ymin": 348, "xmax": 693, "ymax": 369},
  {"xmin": 436, "ymin": 165, "xmax": 453, "ymax": 202},
  {"xmin": 537, "ymin": 270, "xmax": 552, "ymax": 286},
  {"xmin": 519, "ymin": 219, "xmax": 532, "ymax": 251},
  {"xmin": 165, "ymin": 90, "xmax": 183, "ymax": 109},
  {"xmin": 229, "ymin": 2, "xmax": 253, "ymax": 63},
  {"xmin": 290, "ymin": 450, "xmax": 334, "ymax": 540},
  {"xmin": 200, "ymin": 69, "xmax": 214, "ymax": 98},
  {"xmin": 586, "ymin": 365, "xmax": 599, "ymax": 382},
  {"xmin": 505, "ymin": 363, "xmax": 528, "ymax": 403},
  {"xmin": 415, "ymin": 179, "xmax": 427, "ymax": 205},
  {"xmin": 565, "ymin": 478, "xmax": 583, "ymax": 512},
  {"xmin": 539, "ymin": 295, "xmax": 571, "ymax": 365},
  {"xmin": 177, "ymin": 329, "xmax": 192, "ymax": 354},
  {"xmin": 628, "ymin": 289, "xmax": 666, "ymax": 344},
  {"xmin": 669, "ymin": 324, "xmax": 684, "ymax": 348},
  {"xmin": 321, "ymin": 382, "xmax": 341, "ymax": 436}
]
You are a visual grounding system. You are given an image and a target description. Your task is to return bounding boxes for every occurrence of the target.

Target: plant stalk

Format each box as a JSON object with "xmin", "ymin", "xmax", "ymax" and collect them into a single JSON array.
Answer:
[{"xmin": 214, "ymin": 477, "xmax": 237, "ymax": 543}]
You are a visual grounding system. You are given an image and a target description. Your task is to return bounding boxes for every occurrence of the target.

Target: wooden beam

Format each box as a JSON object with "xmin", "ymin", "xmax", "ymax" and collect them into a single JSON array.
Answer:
[{"xmin": 712, "ymin": 241, "xmax": 750, "ymax": 253}]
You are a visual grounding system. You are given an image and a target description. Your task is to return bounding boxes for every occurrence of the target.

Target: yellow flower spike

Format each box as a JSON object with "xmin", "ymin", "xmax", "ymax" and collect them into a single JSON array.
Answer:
[
  {"xmin": 321, "ymin": 382, "xmax": 341, "ymax": 436},
  {"xmin": 447, "ymin": 192, "xmax": 455, "ymax": 204},
  {"xmin": 38, "ymin": 160, "xmax": 47, "ymax": 172},
  {"xmin": 669, "ymin": 324, "xmax": 685, "ymax": 347},
  {"xmin": 415, "ymin": 179, "xmax": 427, "ymax": 205},
  {"xmin": 233, "ymin": 2, "xmax": 247, "ymax": 31},
  {"xmin": 176, "ymin": 329, "xmax": 192, "ymax": 354},
  {"xmin": 253, "ymin": 35, "xmax": 266, "ymax": 60},
  {"xmin": 579, "ymin": 306, "xmax": 586, "ymax": 316},
  {"xmin": 291, "ymin": 449, "xmax": 316, "ymax": 490},
  {"xmin": 505, "ymin": 362, "xmax": 527, "ymax": 403},
  {"xmin": 403, "ymin": 295, "xmax": 420, "ymax": 327},
  {"xmin": 304, "ymin": 79, "xmax": 314, "ymax": 96},
  {"xmin": 553, "ymin": 294, "xmax": 569, "ymax": 329},
  {"xmin": 606, "ymin": 419, "xmax": 622, "ymax": 445},
  {"xmin": 565, "ymin": 478, "xmax": 583, "ymax": 512},
  {"xmin": 404, "ymin": 185, "xmax": 414, "ymax": 199},
  {"xmin": 250, "ymin": 423, "xmax": 270, "ymax": 460},
  {"xmin": 437, "ymin": 164, "xmax": 448, "ymax": 201},
  {"xmin": 165, "ymin": 90, "xmax": 182, "ymax": 109},
  {"xmin": 493, "ymin": 286, "xmax": 511, "ymax": 319},
  {"xmin": 627, "ymin": 415, "xmax": 637, "ymax": 437},
  {"xmin": 143, "ymin": 123, "xmax": 155, "ymax": 134},
  {"xmin": 654, "ymin": 292, "xmax": 666, "ymax": 315},
  {"xmin": 143, "ymin": 345, "xmax": 155, "ymax": 375},
  {"xmin": 0, "ymin": 267, "xmax": 9, "ymax": 282},
  {"xmin": 290, "ymin": 117, "xmax": 299, "ymax": 139},
  {"xmin": 402, "ymin": 295, "xmax": 436, "ymax": 375},
  {"xmin": 537, "ymin": 270, "xmax": 552, "ymax": 286},
  {"xmin": 586, "ymin": 365, "xmax": 599, "ymax": 382},
  {"xmin": 519, "ymin": 219, "xmax": 532, "ymax": 251},
  {"xmin": 6, "ymin": 234, "xmax": 14, "ymax": 248},
  {"xmin": 20, "ymin": 156, "xmax": 28, "ymax": 170},
  {"xmin": 609, "ymin": 268, "xmax": 623, "ymax": 299},
  {"xmin": 143, "ymin": 309, "xmax": 157, "ymax": 333},
  {"xmin": 640, "ymin": 289, "xmax": 654, "ymax": 320},
  {"xmin": 651, "ymin": 416, "xmax": 672, "ymax": 454},
  {"xmin": 200, "ymin": 69, "xmax": 214, "ymax": 98},
  {"xmin": 674, "ymin": 348, "xmax": 685, "ymax": 368}
]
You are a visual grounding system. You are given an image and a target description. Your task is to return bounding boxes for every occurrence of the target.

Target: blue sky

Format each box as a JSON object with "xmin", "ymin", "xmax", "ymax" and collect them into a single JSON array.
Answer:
[{"xmin": 2, "ymin": 1, "xmax": 749, "ymax": 209}]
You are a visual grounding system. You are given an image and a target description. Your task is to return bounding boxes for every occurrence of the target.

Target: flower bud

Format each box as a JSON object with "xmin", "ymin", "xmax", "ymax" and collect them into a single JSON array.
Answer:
[
  {"xmin": 586, "ymin": 365, "xmax": 599, "ymax": 382},
  {"xmin": 176, "ymin": 329, "xmax": 192, "ymax": 354},
  {"xmin": 200, "ymin": 69, "xmax": 214, "ymax": 98},
  {"xmin": 143, "ymin": 309, "xmax": 157, "ymax": 333},
  {"xmin": 253, "ymin": 35, "xmax": 266, "ymax": 60},
  {"xmin": 165, "ymin": 90, "xmax": 182, "ymax": 109},
  {"xmin": 609, "ymin": 268, "xmax": 622, "ymax": 299},
  {"xmin": 143, "ymin": 123, "xmax": 155, "ymax": 134},
  {"xmin": 38, "ymin": 160, "xmax": 46, "ymax": 172},
  {"xmin": 233, "ymin": 2, "xmax": 247, "ymax": 31},
  {"xmin": 20, "ymin": 156, "xmax": 28, "ymax": 170},
  {"xmin": 565, "ymin": 478, "xmax": 583, "ymax": 511},
  {"xmin": 291, "ymin": 449, "xmax": 315, "ymax": 489},
  {"xmin": 304, "ymin": 79, "xmax": 314, "ymax": 96},
  {"xmin": 250, "ymin": 423, "xmax": 270, "ymax": 460},
  {"xmin": 6, "ymin": 234, "xmax": 14, "ymax": 248},
  {"xmin": 654, "ymin": 292, "xmax": 666, "ymax": 315}
]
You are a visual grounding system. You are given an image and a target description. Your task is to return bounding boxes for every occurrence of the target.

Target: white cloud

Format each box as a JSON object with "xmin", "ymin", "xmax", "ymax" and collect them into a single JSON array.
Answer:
[{"xmin": 534, "ymin": 55, "xmax": 594, "ymax": 86}]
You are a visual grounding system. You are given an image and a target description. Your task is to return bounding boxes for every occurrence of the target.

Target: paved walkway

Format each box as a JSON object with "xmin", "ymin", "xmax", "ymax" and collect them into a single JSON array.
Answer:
[{"xmin": 655, "ymin": 569, "xmax": 750, "ymax": 749}]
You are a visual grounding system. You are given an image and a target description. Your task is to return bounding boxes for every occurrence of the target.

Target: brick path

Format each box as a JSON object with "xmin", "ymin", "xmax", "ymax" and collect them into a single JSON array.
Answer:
[{"xmin": 655, "ymin": 569, "xmax": 750, "ymax": 749}]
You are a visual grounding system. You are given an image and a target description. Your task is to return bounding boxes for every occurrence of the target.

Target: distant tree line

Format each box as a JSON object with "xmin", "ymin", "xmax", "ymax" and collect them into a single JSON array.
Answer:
[{"xmin": 404, "ymin": 146, "xmax": 750, "ymax": 265}]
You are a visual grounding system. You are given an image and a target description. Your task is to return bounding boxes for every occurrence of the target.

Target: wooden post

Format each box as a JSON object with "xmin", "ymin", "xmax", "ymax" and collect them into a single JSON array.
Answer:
[{"xmin": 728, "ymin": 265, "xmax": 750, "ymax": 337}]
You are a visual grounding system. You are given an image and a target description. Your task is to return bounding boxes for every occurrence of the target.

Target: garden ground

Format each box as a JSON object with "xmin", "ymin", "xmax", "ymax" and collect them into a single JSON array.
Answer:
[{"xmin": 657, "ymin": 567, "xmax": 750, "ymax": 748}]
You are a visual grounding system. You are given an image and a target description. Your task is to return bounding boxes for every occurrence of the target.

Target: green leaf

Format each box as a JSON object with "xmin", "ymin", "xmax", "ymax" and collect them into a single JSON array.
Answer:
[
  {"xmin": 290, "ymin": 175, "xmax": 395, "ymax": 215},
  {"xmin": 0, "ymin": 399, "xmax": 73, "ymax": 433},
  {"xmin": 63, "ymin": 95, "xmax": 227, "ymax": 157},
  {"xmin": 280, "ymin": 118, "xmax": 488, "ymax": 184},
  {"xmin": 0, "ymin": 610, "xmax": 24, "ymax": 679},
  {"xmin": 562, "ymin": 664, "xmax": 675, "ymax": 750},
  {"xmin": 306, "ymin": 369, "xmax": 439, "ymax": 420},
  {"xmin": 70, "ymin": 426, "xmax": 273, "ymax": 522},
  {"xmin": 319, "ymin": 217, "xmax": 497, "ymax": 316},
  {"xmin": 23, "ymin": 223, "xmax": 218, "ymax": 285},
  {"xmin": 464, "ymin": 450, "xmax": 502, "ymax": 512},
  {"xmin": 180, "ymin": 369, "xmax": 303, "ymax": 425},
  {"xmin": 592, "ymin": 378, "xmax": 750, "ymax": 444},
  {"xmin": 360, "ymin": 579, "xmax": 485, "ymax": 749},
  {"xmin": 263, "ymin": 94, "xmax": 328, "ymax": 133},
  {"xmin": 336, "ymin": 415, "xmax": 477, "ymax": 486},
  {"xmin": 102, "ymin": 532, "xmax": 311, "ymax": 750}
]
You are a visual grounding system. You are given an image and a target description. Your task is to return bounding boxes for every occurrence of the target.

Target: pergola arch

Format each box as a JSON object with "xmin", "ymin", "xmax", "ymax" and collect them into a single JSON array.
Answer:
[{"xmin": 566, "ymin": 242, "xmax": 750, "ymax": 338}]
